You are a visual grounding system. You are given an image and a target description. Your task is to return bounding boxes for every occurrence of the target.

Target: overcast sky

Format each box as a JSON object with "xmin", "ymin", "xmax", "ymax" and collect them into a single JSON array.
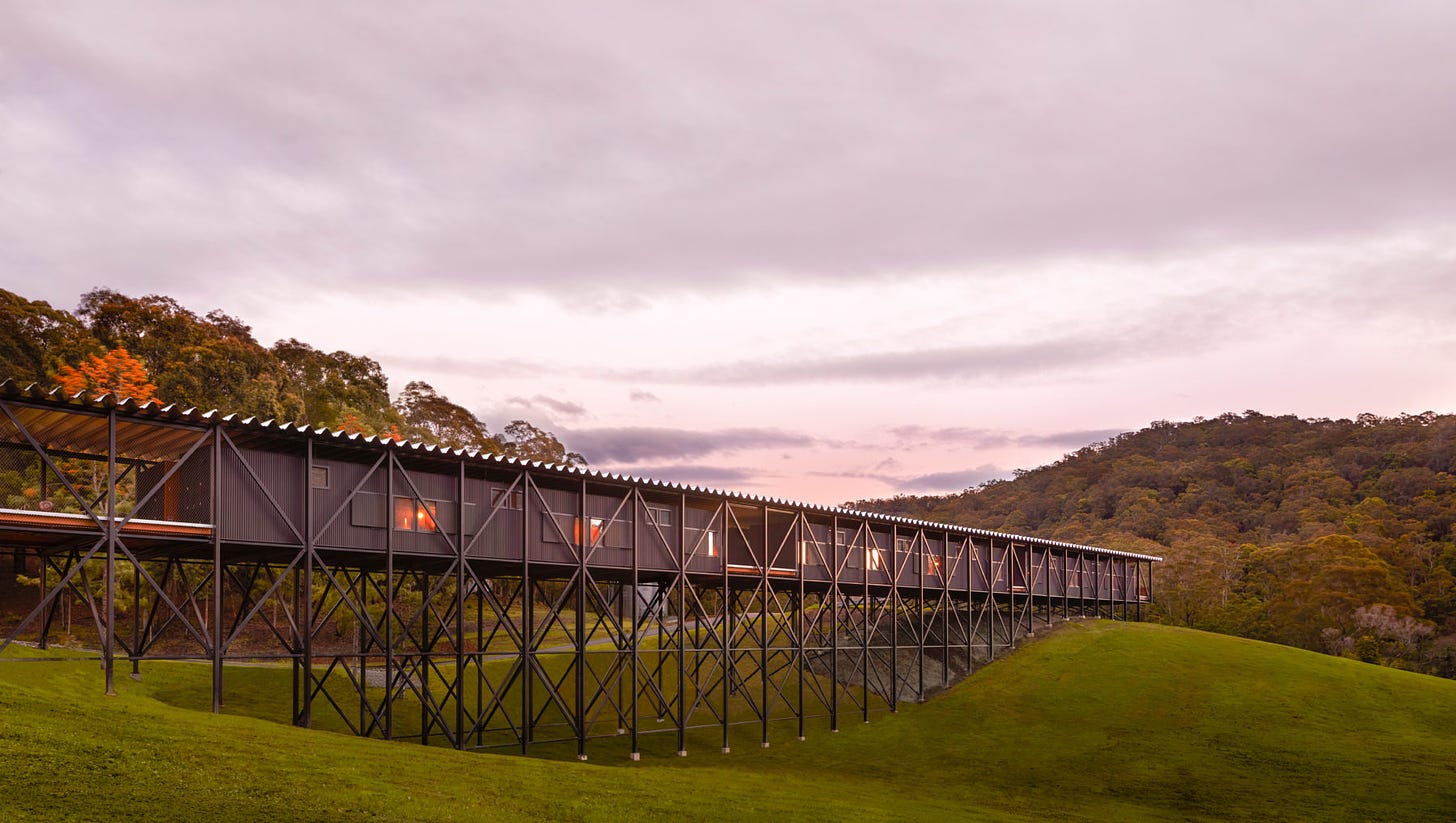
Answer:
[{"xmin": 4, "ymin": 3, "xmax": 1456, "ymax": 505}]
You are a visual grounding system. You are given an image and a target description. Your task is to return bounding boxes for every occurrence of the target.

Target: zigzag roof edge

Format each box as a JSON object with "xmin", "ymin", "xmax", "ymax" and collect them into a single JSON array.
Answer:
[{"xmin": 0, "ymin": 382, "xmax": 1160, "ymax": 561}]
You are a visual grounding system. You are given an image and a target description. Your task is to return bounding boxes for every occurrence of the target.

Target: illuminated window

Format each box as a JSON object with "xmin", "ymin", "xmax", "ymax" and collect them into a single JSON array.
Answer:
[
  {"xmin": 682, "ymin": 527, "xmax": 717, "ymax": 557},
  {"xmin": 542, "ymin": 514, "xmax": 625, "ymax": 548},
  {"xmin": 799, "ymin": 540, "xmax": 824, "ymax": 566},
  {"xmin": 394, "ymin": 497, "xmax": 439, "ymax": 532},
  {"xmin": 310, "ymin": 466, "xmax": 330, "ymax": 489},
  {"xmin": 866, "ymin": 546, "xmax": 885, "ymax": 571},
  {"xmin": 925, "ymin": 554, "xmax": 943, "ymax": 576},
  {"xmin": 491, "ymin": 487, "xmax": 523, "ymax": 511},
  {"xmin": 574, "ymin": 516, "xmax": 605, "ymax": 545},
  {"xmin": 394, "ymin": 496, "xmax": 414, "ymax": 530}
]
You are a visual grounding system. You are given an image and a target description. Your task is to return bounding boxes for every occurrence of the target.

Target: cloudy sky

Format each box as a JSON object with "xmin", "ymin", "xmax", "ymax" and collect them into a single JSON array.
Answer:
[{"xmin": 4, "ymin": 3, "xmax": 1456, "ymax": 505}]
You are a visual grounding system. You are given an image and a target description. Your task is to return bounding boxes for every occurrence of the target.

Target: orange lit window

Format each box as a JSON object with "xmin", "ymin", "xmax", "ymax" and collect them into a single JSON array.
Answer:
[
  {"xmin": 573, "ymin": 516, "xmax": 605, "ymax": 545},
  {"xmin": 926, "ymin": 554, "xmax": 943, "ymax": 576},
  {"xmin": 867, "ymin": 547, "xmax": 885, "ymax": 571},
  {"xmin": 394, "ymin": 497, "xmax": 439, "ymax": 532},
  {"xmin": 393, "ymin": 496, "xmax": 415, "ymax": 530},
  {"xmin": 687, "ymin": 528, "xmax": 718, "ymax": 557},
  {"xmin": 417, "ymin": 501, "xmax": 439, "ymax": 532}
]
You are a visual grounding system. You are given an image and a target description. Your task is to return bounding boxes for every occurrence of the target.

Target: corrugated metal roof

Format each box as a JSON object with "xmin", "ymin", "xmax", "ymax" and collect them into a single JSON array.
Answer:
[{"xmin": 0, "ymin": 379, "xmax": 1164, "ymax": 562}]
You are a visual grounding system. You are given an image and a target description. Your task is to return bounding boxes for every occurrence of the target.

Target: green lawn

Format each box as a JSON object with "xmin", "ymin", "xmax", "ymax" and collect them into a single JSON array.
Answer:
[{"xmin": 2, "ymin": 621, "xmax": 1454, "ymax": 821}]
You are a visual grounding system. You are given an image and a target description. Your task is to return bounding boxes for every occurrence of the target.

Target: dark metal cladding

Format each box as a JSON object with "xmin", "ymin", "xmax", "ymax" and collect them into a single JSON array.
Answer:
[{"xmin": 0, "ymin": 381, "xmax": 1158, "ymax": 760}]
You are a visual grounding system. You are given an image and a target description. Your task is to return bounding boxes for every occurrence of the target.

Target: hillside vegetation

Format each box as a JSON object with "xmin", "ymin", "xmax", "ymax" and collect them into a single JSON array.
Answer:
[
  {"xmin": 2, "ymin": 621, "xmax": 1454, "ymax": 821},
  {"xmin": 855, "ymin": 412, "xmax": 1456, "ymax": 676},
  {"xmin": 0, "ymin": 287, "xmax": 581, "ymax": 463}
]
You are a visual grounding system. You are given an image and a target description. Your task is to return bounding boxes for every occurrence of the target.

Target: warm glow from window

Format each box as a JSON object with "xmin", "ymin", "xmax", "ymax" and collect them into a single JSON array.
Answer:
[
  {"xmin": 394, "ymin": 497, "xmax": 439, "ymax": 532},
  {"xmin": 417, "ymin": 501, "xmax": 438, "ymax": 532},
  {"xmin": 573, "ymin": 517, "xmax": 605, "ymax": 545},
  {"xmin": 393, "ymin": 496, "xmax": 414, "ymax": 530}
]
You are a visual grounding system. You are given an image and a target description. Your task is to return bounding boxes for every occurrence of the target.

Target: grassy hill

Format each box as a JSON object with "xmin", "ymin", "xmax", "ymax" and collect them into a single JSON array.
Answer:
[{"xmin": 2, "ymin": 621, "xmax": 1454, "ymax": 821}]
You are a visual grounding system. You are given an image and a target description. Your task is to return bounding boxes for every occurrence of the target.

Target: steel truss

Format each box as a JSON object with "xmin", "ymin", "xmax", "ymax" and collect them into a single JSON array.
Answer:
[{"xmin": 0, "ymin": 392, "xmax": 1156, "ymax": 760}]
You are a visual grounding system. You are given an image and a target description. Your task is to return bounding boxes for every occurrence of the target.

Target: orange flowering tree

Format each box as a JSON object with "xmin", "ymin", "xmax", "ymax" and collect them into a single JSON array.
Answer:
[{"xmin": 55, "ymin": 347, "xmax": 159, "ymax": 403}]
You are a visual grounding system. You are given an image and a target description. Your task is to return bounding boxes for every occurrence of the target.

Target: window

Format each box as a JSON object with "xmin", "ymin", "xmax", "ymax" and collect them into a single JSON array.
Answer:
[
  {"xmin": 310, "ymin": 466, "xmax": 330, "ymax": 490},
  {"xmin": 541, "ymin": 512, "xmax": 620, "ymax": 544},
  {"xmin": 925, "ymin": 553, "xmax": 943, "ymax": 576},
  {"xmin": 575, "ymin": 516, "xmax": 605, "ymax": 545},
  {"xmin": 542, "ymin": 514, "xmax": 626, "ymax": 548},
  {"xmin": 491, "ymin": 487, "xmax": 523, "ymax": 511},
  {"xmin": 394, "ymin": 497, "xmax": 439, "ymax": 532},
  {"xmin": 866, "ymin": 546, "xmax": 885, "ymax": 572},
  {"xmin": 685, "ymin": 527, "xmax": 717, "ymax": 557},
  {"xmin": 799, "ymin": 540, "xmax": 822, "ymax": 566},
  {"xmin": 895, "ymin": 537, "xmax": 914, "ymax": 576},
  {"xmin": 646, "ymin": 505, "xmax": 673, "ymax": 528},
  {"xmin": 835, "ymin": 529, "xmax": 849, "ymax": 546}
]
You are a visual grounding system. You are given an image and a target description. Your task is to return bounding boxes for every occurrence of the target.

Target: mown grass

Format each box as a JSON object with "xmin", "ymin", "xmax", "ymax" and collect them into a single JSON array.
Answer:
[{"xmin": 2, "ymin": 621, "xmax": 1454, "ymax": 821}]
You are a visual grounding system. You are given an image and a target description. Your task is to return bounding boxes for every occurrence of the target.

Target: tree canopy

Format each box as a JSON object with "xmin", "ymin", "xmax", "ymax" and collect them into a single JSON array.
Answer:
[
  {"xmin": 854, "ymin": 411, "xmax": 1456, "ymax": 677},
  {"xmin": 1, "ymin": 288, "xmax": 586, "ymax": 467}
]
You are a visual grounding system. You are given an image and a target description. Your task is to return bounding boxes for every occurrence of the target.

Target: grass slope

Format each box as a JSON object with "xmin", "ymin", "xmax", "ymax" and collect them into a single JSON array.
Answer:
[{"xmin": 2, "ymin": 622, "xmax": 1454, "ymax": 822}]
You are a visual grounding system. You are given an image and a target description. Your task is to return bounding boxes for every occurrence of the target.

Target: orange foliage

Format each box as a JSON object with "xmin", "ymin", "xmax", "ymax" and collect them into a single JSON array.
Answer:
[
  {"xmin": 55, "ymin": 348, "xmax": 159, "ymax": 403},
  {"xmin": 338, "ymin": 412, "xmax": 366, "ymax": 436}
]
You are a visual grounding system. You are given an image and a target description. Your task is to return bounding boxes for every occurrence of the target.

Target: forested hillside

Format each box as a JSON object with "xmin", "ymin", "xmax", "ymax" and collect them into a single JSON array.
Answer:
[
  {"xmin": 0, "ymin": 288, "xmax": 582, "ymax": 464},
  {"xmin": 854, "ymin": 412, "xmax": 1456, "ymax": 677}
]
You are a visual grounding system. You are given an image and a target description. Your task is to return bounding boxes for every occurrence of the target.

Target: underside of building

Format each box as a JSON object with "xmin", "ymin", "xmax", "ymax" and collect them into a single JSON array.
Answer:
[{"xmin": 0, "ymin": 381, "xmax": 1159, "ymax": 759}]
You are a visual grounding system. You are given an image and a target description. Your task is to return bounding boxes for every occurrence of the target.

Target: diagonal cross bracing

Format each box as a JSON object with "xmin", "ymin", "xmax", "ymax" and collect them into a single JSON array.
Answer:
[{"xmin": 0, "ymin": 389, "xmax": 1158, "ymax": 759}]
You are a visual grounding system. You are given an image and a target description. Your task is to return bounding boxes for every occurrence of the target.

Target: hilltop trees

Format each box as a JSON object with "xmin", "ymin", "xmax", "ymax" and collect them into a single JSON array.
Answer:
[
  {"xmin": 856, "ymin": 411, "xmax": 1456, "ymax": 677},
  {"xmin": 77, "ymin": 289, "xmax": 292, "ymax": 419},
  {"xmin": 0, "ymin": 289, "xmax": 99, "ymax": 384},
  {"xmin": 272, "ymin": 338, "xmax": 395, "ymax": 432},
  {"xmin": 2, "ymin": 287, "xmax": 586, "ymax": 466},
  {"xmin": 498, "ymin": 420, "xmax": 587, "ymax": 467},
  {"xmin": 395, "ymin": 380, "xmax": 493, "ymax": 451}
]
